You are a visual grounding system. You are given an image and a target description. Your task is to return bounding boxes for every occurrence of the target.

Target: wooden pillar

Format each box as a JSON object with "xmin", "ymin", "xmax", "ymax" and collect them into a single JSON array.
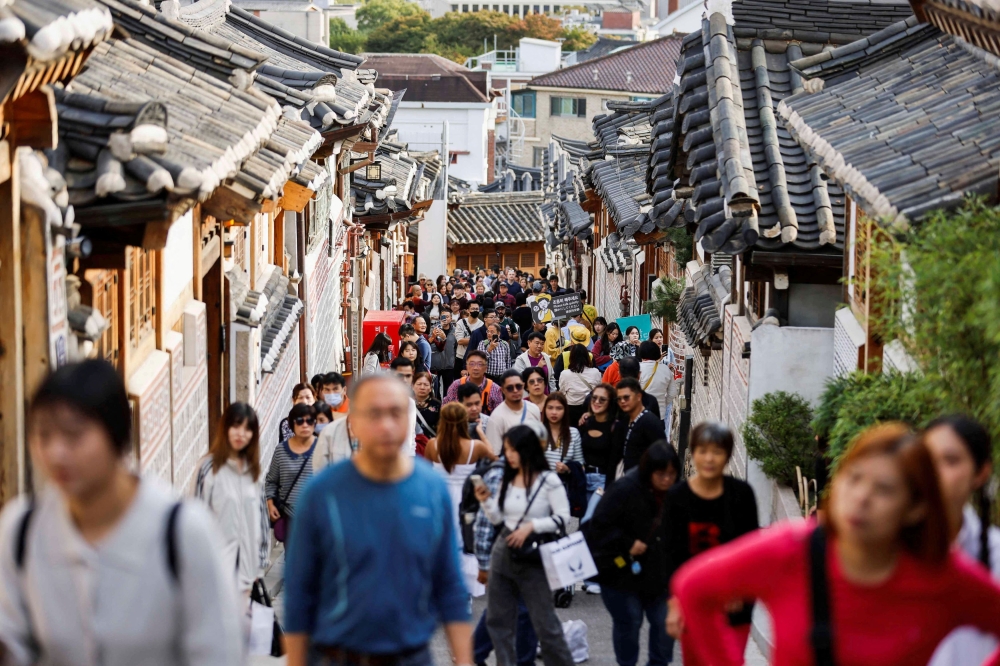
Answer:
[
  {"xmin": 20, "ymin": 204, "xmax": 50, "ymax": 400},
  {"xmin": 0, "ymin": 144, "xmax": 25, "ymax": 502}
]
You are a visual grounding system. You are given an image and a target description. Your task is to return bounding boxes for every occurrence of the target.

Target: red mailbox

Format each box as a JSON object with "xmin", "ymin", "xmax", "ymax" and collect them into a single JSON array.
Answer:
[{"xmin": 362, "ymin": 310, "xmax": 407, "ymax": 362}]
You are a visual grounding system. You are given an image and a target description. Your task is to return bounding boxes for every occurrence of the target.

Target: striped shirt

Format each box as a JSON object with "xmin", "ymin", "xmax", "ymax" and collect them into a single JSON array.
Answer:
[
  {"xmin": 264, "ymin": 439, "xmax": 316, "ymax": 517},
  {"xmin": 544, "ymin": 427, "xmax": 583, "ymax": 469}
]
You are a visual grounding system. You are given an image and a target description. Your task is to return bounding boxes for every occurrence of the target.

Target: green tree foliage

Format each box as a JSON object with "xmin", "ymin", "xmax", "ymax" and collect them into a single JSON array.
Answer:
[
  {"xmin": 330, "ymin": 5, "xmax": 598, "ymax": 62},
  {"xmin": 329, "ymin": 18, "xmax": 368, "ymax": 54},
  {"xmin": 665, "ymin": 226, "xmax": 692, "ymax": 268},
  {"xmin": 816, "ymin": 371, "xmax": 942, "ymax": 465},
  {"xmin": 868, "ymin": 198, "xmax": 1000, "ymax": 449},
  {"xmin": 560, "ymin": 25, "xmax": 597, "ymax": 52},
  {"xmin": 356, "ymin": 0, "xmax": 426, "ymax": 32},
  {"xmin": 741, "ymin": 391, "xmax": 817, "ymax": 487},
  {"xmin": 644, "ymin": 278, "xmax": 683, "ymax": 325}
]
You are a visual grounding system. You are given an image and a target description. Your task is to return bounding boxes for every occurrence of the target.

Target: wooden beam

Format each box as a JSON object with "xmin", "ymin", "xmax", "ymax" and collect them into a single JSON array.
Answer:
[
  {"xmin": 342, "ymin": 154, "xmax": 375, "ymax": 174},
  {"xmin": 20, "ymin": 204, "xmax": 50, "ymax": 400},
  {"xmin": 7, "ymin": 87, "xmax": 57, "ymax": 150},
  {"xmin": 278, "ymin": 181, "xmax": 314, "ymax": 213},
  {"xmin": 141, "ymin": 220, "xmax": 174, "ymax": 250},
  {"xmin": 202, "ymin": 185, "xmax": 261, "ymax": 225},
  {"xmin": 0, "ymin": 144, "xmax": 25, "ymax": 502},
  {"xmin": 260, "ymin": 198, "xmax": 276, "ymax": 214},
  {"xmin": 749, "ymin": 250, "xmax": 844, "ymax": 268}
]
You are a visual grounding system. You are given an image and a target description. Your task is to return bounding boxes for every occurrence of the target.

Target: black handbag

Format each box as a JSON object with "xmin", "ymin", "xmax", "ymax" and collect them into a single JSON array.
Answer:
[
  {"xmin": 508, "ymin": 472, "xmax": 567, "ymax": 564},
  {"xmin": 250, "ymin": 579, "xmax": 285, "ymax": 657}
]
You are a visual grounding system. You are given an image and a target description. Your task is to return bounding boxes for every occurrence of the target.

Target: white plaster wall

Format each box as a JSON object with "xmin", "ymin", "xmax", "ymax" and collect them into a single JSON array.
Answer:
[
  {"xmin": 162, "ymin": 210, "xmax": 193, "ymax": 316},
  {"xmin": 518, "ymin": 38, "xmax": 562, "ymax": 74},
  {"xmin": 254, "ymin": 10, "xmax": 327, "ymax": 44},
  {"xmin": 417, "ymin": 200, "xmax": 448, "ymax": 278},
  {"xmin": 393, "ymin": 104, "xmax": 491, "ymax": 186},
  {"xmin": 748, "ymin": 325, "xmax": 835, "ymax": 406}
]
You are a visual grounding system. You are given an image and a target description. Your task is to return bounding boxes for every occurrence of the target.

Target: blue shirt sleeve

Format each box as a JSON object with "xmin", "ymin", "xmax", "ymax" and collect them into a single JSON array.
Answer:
[
  {"xmin": 283, "ymin": 479, "xmax": 324, "ymax": 634},
  {"xmin": 431, "ymin": 480, "xmax": 471, "ymax": 625}
]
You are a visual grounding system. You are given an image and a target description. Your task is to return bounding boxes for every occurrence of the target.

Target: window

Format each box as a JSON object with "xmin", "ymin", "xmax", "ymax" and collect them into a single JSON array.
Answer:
[
  {"xmin": 472, "ymin": 3, "xmax": 479, "ymax": 10},
  {"xmin": 520, "ymin": 252, "xmax": 536, "ymax": 268},
  {"xmin": 532, "ymin": 146, "xmax": 547, "ymax": 167},
  {"xmin": 470, "ymin": 254, "xmax": 487, "ymax": 269},
  {"xmin": 504, "ymin": 253, "xmax": 519, "ymax": 269},
  {"xmin": 533, "ymin": 4, "xmax": 540, "ymax": 12},
  {"xmin": 502, "ymin": 4, "xmax": 509, "ymax": 11},
  {"xmin": 308, "ymin": 185, "xmax": 331, "ymax": 253},
  {"xmin": 630, "ymin": 96, "xmax": 655, "ymax": 102},
  {"xmin": 450, "ymin": 152, "xmax": 459, "ymax": 164},
  {"xmin": 87, "ymin": 270, "xmax": 120, "ymax": 367},
  {"xmin": 456, "ymin": 255, "xmax": 470, "ymax": 270},
  {"xmin": 452, "ymin": 4, "xmax": 458, "ymax": 10},
  {"xmin": 229, "ymin": 225, "xmax": 247, "ymax": 270},
  {"xmin": 553, "ymin": 4, "xmax": 559, "ymax": 11},
  {"xmin": 550, "ymin": 96, "xmax": 586, "ymax": 117},
  {"xmin": 537, "ymin": 251, "xmax": 545, "ymax": 267},
  {"xmin": 543, "ymin": 4, "xmax": 550, "ymax": 10},
  {"xmin": 128, "ymin": 247, "xmax": 157, "ymax": 349},
  {"xmin": 511, "ymin": 90, "xmax": 536, "ymax": 118},
  {"xmin": 462, "ymin": 3, "xmax": 468, "ymax": 9}
]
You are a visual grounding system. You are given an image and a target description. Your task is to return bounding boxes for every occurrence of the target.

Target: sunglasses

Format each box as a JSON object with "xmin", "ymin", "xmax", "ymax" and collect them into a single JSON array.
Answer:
[
  {"xmin": 294, "ymin": 417, "xmax": 316, "ymax": 426},
  {"xmin": 591, "ymin": 395, "xmax": 609, "ymax": 403},
  {"xmin": 527, "ymin": 377, "xmax": 545, "ymax": 384},
  {"xmin": 504, "ymin": 383, "xmax": 524, "ymax": 391},
  {"xmin": 616, "ymin": 395, "xmax": 634, "ymax": 403}
]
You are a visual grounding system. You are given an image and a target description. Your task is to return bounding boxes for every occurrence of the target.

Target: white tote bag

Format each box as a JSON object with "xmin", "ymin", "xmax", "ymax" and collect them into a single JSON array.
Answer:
[
  {"xmin": 540, "ymin": 531, "xmax": 598, "ymax": 591},
  {"xmin": 248, "ymin": 600, "xmax": 276, "ymax": 656},
  {"xmin": 561, "ymin": 619, "xmax": 590, "ymax": 663}
]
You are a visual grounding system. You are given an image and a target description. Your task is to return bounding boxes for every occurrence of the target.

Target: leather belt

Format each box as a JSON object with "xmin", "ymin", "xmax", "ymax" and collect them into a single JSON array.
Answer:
[{"xmin": 318, "ymin": 644, "xmax": 425, "ymax": 666}]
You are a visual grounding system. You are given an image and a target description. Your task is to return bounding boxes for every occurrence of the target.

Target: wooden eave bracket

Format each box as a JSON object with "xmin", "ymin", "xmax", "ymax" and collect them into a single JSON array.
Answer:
[
  {"xmin": 7, "ymin": 87, "xmax": 56, "ymax": 150},
  {"xmin": 202, "ymin": 184, "xmax": 262, "ymax": 225},
  {"xmin": 278, "ymin": 180, "xmax": 315, "ymax": 213}
]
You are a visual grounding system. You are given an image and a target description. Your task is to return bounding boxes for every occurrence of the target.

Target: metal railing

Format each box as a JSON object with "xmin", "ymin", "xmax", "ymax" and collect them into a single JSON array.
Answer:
[{"xmin": 464, "ymin": 49, "xmax": 518, "ymax": 72}]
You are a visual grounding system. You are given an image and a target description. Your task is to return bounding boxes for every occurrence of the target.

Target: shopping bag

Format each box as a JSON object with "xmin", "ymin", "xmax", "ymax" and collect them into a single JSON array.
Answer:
[
  {"xmin": 249, "ymin": 601, "xmax": 276, "ymax": 655},
  {"xmin": 561, "ymin": 619, "xmax": 589, "ymax": 663},
  {"xmin": 539, "ymin": 531, "xmax": 598, "ymax": 591}
]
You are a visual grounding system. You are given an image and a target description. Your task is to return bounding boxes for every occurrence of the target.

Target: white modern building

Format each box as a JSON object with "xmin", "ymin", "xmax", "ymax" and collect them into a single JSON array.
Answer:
[
  {"xmin": 364, "ymin": 53, "xmax": 498, "ymax": 187},
  {"xmin": 231, "ymin": 0, "xmax": 329, "ymax": 44},
  {"xmin": 652, "ymin": 0, "xmax": 702, "ymax": 35}
]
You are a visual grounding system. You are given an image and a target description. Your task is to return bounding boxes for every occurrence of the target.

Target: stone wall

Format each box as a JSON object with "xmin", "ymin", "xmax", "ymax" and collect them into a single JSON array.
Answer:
[
  {"xmin": 129, "ymin": 350, "xmax": 173, "ymax": 482},
  {"xmin": 305, "ymin": 238, "xmax": 337, "ymax": 378},
  {"xmin": 255, "ymin": 331, "xmax": 300, "ymax": 466}
]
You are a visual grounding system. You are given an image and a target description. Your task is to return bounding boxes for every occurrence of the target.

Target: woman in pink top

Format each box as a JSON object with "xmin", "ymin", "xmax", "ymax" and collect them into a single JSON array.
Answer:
[{"xmin": 668, "ymin": 422, "xmax": 1000, "ymax": 666}]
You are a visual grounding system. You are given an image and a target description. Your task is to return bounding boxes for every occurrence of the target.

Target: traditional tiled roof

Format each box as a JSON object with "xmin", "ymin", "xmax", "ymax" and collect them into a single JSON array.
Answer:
[
  {"xmin": 362, "ymin": 53, "xmax": 490, "ymax": 104},
  {"xmin": 53, "ymin": 35, "xmax": 283, "ymax": 209},
  {"xmin": 447, "ymin": 191, "xmax": 545, "ymax": 245},
  {"xmin": 572, "ymin": 37, "xmax": 641, "ymax": 64},
  {"xmin": 779, "ymin": 21, "xmax": 1000, "ymax": 228},
  {"xmin": 677, "ymin": 262, "xmax": 730, "ymax": 346},
  {"xmin": 665, "ymin": 0, "xmax": 912, "ymax": 255},
  {"xmin": 229, "ymin": 266, "xmax": 304, "ymax": 373},
  {"xmin": 915, "ymin": 0, "xmax": 1000, "ymax": 57},
  {"xmin": 0, "ymin": 0, "xmax": 113, "ymax": 63},
  {"xmin": 529, "ymin": 35, "xmax": 684, "ymax": 94},
  {"xmin": 351, "ymin": 141, "xmax": 421, "ymax": 217},
  {"xmin": 480, "ymin": 165, "xmax": 542, "ymax": 193}
]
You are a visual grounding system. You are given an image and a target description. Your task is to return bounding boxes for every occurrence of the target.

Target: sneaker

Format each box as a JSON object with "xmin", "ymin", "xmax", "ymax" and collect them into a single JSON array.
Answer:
[{"xmin": 583, "ymin": 582, "xmax": 601, "ymax": 595}]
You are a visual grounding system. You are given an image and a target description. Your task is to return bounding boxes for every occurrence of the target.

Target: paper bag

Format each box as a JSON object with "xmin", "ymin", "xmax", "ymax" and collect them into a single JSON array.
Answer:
[
  {"xmin": 540, "ymin": 531, "xmax": 598, "ymax": 591},
  {"xmin": 249, "ymin": 600, "xmax": 276, "ymax": 655}
]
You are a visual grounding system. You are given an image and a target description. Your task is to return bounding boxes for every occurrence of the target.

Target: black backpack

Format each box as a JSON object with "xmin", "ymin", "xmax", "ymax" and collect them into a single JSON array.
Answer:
[{"xmin": 459, "ymin": 459, "xmax": 504, "ymax": 555}]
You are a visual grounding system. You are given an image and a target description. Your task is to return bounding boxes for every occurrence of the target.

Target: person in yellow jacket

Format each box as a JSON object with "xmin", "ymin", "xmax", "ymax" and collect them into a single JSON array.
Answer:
[
  {"xmin": 544, "ymin": 325, "xmax": 562, "ymax": 362},
  {"xmin": 553, "ymin": 326, "xmax": 593, "ymax": 380}
]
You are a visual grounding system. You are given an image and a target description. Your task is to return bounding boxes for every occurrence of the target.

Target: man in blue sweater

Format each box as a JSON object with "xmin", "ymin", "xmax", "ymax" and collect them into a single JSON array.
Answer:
[{"xmin": 284, "ymin": 373, "xmax": 473, "ymax": 666}]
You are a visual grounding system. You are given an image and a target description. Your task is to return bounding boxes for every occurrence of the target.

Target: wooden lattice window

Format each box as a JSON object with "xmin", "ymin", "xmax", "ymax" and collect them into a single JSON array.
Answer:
[
  {"xmin": 537, "ymin": 252, "xmax": 545, "ymax": 267},
  {"xmin": 470, "ymin": 254, "xmax": 486, "ymax": 270},
  {"xmin": 88, "ymin": 270, "xmax": 120, "ymax": 367},
  {"xmin": 230, "ymin": 225, "xmax": 247, "ymax": 271},
  {"xmin": 520, "ymin": 252, "xmax": 535, "ymax": 268},
  {"xmin": 456, "ymin": 255, "xmax": 470, "ymax": 270},
  {"xmin": 504, "ymin": 254, "xmax": 519, "ymax": 270},
  {"xmin": 308, "ymin": 187, "xmax": 331, "ymax": 253},
  {"xmin": 128, "ymin": 247, "xmax": 157, "ymax": 349},
  {"xmin": 748, "ymin": 280, "xmax": 767, "ymax": 321}
]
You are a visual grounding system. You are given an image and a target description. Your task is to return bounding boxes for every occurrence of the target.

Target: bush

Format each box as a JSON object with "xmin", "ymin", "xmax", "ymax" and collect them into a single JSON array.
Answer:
[
  {"xmin": 742, "ymin": 391, "xmax": 816, "ymax": 487},
  {"xmin": 643, "ymin": 277, "xmax": 683, "ymax": 325}
]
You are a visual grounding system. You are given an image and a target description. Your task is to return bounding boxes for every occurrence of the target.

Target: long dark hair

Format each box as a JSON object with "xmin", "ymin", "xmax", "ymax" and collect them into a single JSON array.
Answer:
[
  {"xmin": 30, "ymin": 359, "xmax": 131, "ymax": 455},
  {"xmin": 543, "ymin": 392, "xmax": 571, "ymax": 454},
  {"xmin": 366, "ymin": 332, "xmax": 393, "ymax": 362},
  {"xmin": 499, "ymin": 425, "xmax": 551, "ymax": 510},
  {"xmin": 212, "ymin": 402, "xmax": 261, "ymax": 481},
  {"xmin": 600, "ymin": 322, "xmax": 621, "ymax": 353},
  {"xmin": 568, "ymin": 343, "xmax": 591, "ymax": 373},
  {"xmin": 436, "ymin": 402, "xmax": 469, "ymax": 473},
  {"xmin": 926, "ymin": 415, "xmax": 993, "ymax": 570}
]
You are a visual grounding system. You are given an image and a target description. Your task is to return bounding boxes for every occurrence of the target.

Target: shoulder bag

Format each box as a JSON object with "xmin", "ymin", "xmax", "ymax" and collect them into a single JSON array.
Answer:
[
  {"xmin": 271, "ymin": 446, "xmax": 313, "ymax": 543},
  {"xmin": 810, "ymin": 525, "xmax": 836, "ymax": 666},
  {"xmin": 508, "ymin": 472, "xmax": 567, "ymax": 564}
]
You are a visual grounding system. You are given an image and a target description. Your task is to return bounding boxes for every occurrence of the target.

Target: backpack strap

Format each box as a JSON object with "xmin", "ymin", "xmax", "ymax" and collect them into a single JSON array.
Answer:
[
  {"xmin": 810, "ymin": 525, "xmax": 836, "ymax": 666},
  {"xmin": 166, "ymin": 503, "xmax": 182, "ymax": 583},
  {"xmin": 15, "ymin": 501, "xmax": 35, "ymax": 571}
]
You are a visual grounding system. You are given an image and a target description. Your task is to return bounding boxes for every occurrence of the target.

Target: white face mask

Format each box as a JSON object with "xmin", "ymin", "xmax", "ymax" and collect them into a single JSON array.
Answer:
[
  {"xmin": 325, "ymin": 393, "xmax": 344, "ymax": 407},
  {"xmin": 314, "ymin": 422, "xmax": 329, "ymax": 434}
]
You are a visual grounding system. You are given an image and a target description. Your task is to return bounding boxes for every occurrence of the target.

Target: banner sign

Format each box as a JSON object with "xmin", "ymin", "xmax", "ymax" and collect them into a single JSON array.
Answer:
[
  {"xmin": 531, "ymin": 293, "xmax": 553, "ymax": 324},
  {"xmin": 550, "ymin": 293, "xmax": 583, "ymax": 320}
]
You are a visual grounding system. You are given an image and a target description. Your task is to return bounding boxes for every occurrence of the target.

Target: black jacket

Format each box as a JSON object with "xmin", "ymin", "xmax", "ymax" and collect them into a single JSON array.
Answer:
[
  {"xmin": 608, "ymin": 410, "xmax": 665, "ymax": 482},
  {"xmin": 585, "ymin": 468, "xmax": 669, "ymax": 597}
]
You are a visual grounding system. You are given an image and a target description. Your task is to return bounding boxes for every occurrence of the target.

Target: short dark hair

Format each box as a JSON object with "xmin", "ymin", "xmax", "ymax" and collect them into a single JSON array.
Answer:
[
  {"xmin": 390, "ymin": 356, "xmax": 414, "ymax": 370},
  {"xmin": 501, "ymin": 369, "xmax": 522, "ymax": 387},
  {"xmin": 616, "ymin": 377, "xmax": 642, "ymax": 395},
  {"xmin": 457, "ymin": 382, "xmax": 482, "ymax": 402},
  {"xmin": 465, "ymin": 349, "xmax": 488, "ymax": 364},
  {"xmin": 323, "ymin": 372, "xmax": 346, "ymax": 388},
  {"xmin": 549, "ymin": 275, "xmax": 558, "ymax": 282},
  {"xmin": 30, "ymin": 359, "xmax": 132, "ymax": 455},
  {"xmin": 639, "ymin": 442, "xmax": 681, "ymax": 489},
  {"xmin": 310, "ymin": 373, "xmax": 324, "ymax": 388},
  {"xmin": 526, "ymin": 331, "xmax": 546, "ymax": 343},
  {"xmin": 638, "ymin": 341, "xmax": 661, "ymax": 360},
  {"xmin": 398, "ymin": 323, "xmax": 416, "ymax": 337},
  {"xmin": 618, "ymin": 357, "xmax": 641, "ymax": 379},
  {"xmin": 313, "ymin": 401, "xmax": 333, "ymax": 421},
  {"xmin": 691, "ymin": 421, "xmax": 735, "ymax": 461},
  {"xmin": 516, "ymin": 292, "xmax": 528, "ymax": 306},
  {"xmin": 288, "ymin": 401, "xmax": 317, "ymax": 424},
  {"xmin": 292, "ymin": 382, "xmax": 314, "ymax": 400}
]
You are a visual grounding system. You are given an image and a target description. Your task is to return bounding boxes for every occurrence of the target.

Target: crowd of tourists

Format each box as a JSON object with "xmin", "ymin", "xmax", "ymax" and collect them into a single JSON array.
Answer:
[{"xmin": 2, "ymin": 268, "xmax": 1000, "ymax": 666}]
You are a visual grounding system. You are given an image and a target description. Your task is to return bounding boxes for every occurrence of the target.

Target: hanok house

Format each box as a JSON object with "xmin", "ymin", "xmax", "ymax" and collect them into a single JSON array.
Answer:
[
  {"xmin": 0, "ymin": 0, "xmax": 114, "ymax": 500},
  {"xmin": 446, "ymin": 191, "xmax": 546, "ymax": 274},
  {"xmin": 778, "ymin": 2, "xmax": 1000, "ymax": 379},
  {"xmin": 661, "ymin": 0, "xmax": 914, "ymax": 529}
]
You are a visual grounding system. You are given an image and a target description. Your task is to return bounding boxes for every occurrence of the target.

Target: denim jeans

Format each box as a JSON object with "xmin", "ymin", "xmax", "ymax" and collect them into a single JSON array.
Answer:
[
  {"xmin": 600, "ymin": 587, "xmax": 673, "ymax": 666},
  {"xmin": 308, "ymin": 644, "xmax": 433, "ymax": 666},
  {"xmin": 581, "ymin": 473, "xmax": 606, "ymax": 524},
  {"xmin": 663, "ymin": 404, "xmax": 673, "ymax": 443},
  {"xmin": 473, "ymin": 600, "xmax": 537, "ymax": 665}
]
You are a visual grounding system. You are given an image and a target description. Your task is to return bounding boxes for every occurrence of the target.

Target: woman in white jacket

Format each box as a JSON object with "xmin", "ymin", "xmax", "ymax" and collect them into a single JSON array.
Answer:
[
  {"xmin": 0, "ymin": 360, "xmax": 243, "ymax": 666},
  {"xmin": 195, "ymin": 402, "xmax": 271, "ymax": 596}
]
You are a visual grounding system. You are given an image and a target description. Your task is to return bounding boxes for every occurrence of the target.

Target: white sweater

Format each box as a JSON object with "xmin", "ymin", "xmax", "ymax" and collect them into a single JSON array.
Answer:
[
  {"xmin": 0, "ymin": 479, "xmax": 243, "ymax": 666},
  {"xmin": 559, "ymin": 367, "xmax": 603, "ymax": 406},
  {"xmin": 483, "ymin": 471, "xmax": 569, "ymax": 533}
]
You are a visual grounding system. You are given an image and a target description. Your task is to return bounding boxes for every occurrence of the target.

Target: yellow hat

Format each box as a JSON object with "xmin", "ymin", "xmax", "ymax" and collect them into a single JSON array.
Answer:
[{"xmin": 568, "ymin": 325, "xmax": 590, "ymax": 346}]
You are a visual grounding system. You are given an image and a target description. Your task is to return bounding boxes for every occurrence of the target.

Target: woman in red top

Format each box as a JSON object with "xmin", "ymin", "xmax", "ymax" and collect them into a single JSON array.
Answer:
[{"xmin": 669, "ymin": 423, "xmax": 1000, "ymax": 666}]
